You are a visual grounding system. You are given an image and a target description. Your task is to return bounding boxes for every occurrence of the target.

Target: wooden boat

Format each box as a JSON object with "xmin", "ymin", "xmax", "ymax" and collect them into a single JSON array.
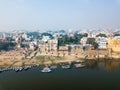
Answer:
[
  {"xmin": 24, "ymin": 66, "xmax": 31, "ymax": 70},
  {"xmin": 14, "ymin": 67, "xmax": 19, "ymax": 72},
  {"xmin": 14, "ymin": 67, "xmax": 23, "ymax": 72},
  {"xmin": 61, "ymin": 65, "xmax": 71, "ymax": 69},
  {"xmin": 50, "ymin": 65, "xmax": 57, "ymax": 69},
  {"xmin": 74, "ymin": 63, "xmax": 85, "ymax": 68},
  {"xmin": 41, "ymin": 67, "xmax": 51, "ymax": 73},
  {"xmin": 19, "ymin": 67, "xmax": 23, "ymax": 71}
]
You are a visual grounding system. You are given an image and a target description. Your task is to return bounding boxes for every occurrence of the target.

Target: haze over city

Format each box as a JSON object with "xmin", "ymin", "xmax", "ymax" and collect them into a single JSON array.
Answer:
[
  {"xmin": 0, "ymin": 0, "xmax": 120, "ymax": 31},
  {"xmin": 1, "ymin": 1, "xmax": 120, "ymax": 90}
]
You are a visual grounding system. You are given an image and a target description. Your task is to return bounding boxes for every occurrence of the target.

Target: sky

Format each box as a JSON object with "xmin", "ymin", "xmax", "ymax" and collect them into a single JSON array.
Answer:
[{"xmin": 0, "ymin": 0, "xmax": 120, "ymax": 31}]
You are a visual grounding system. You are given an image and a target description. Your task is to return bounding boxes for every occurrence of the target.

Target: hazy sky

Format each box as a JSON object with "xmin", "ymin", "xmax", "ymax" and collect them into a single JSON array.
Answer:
[{"xmin": 0, "ymin": 0, "xmax": 120, "ymax": 31}]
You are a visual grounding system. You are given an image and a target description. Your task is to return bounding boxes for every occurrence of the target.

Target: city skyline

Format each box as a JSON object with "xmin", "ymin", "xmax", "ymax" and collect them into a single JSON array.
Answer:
[{"xmin": 0, "ymin": 0, "xmax": 120, "ymax": 31}]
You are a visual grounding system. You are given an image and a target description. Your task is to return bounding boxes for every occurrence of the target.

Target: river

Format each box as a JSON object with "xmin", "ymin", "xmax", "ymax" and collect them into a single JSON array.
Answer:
[{"xmin": 0, "ymin": 60, "xmax": 120, "ymax": 90}]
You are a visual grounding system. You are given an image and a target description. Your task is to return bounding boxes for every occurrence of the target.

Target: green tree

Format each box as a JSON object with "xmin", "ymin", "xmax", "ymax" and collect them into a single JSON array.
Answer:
[
  {"xmin": 41, "ymin": 32, "xmax": 53, "ymax": 39},
  {"xmin": 114, "ymin": 34, "xmax": 120, "ymax": 36},
  {"xmin": 93, "ymin": 42, "xmax": 99, "ymax": 49},
  {"xmin": 0, "ymin": 42, "xmax": 16, "ymax": 51},
  {"xmin": 58, "ymin": 33, "xmax": 88, "ymax": 46},
  {"xmin": 96, "ymin": 33, "xmax": 107, "ymax": 37},
  {"xmin": 86, "ymin": 38, "xmax": 98, "ymax": 49},
  {"xmin": 86, "ymin": 38, "xmax": 95, "ymax": 44}
]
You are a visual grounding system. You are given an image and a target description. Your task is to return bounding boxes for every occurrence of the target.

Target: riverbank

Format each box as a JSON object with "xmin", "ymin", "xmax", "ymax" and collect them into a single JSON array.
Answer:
[
  {"xmin": 0, "ymin": 53, "xmax": 83, "ymax": 68},
  {"xmin": 23, "ymin": 55, "xmax": 83, "ymax": 66},
  {"xmin": 0, "ymin": 49, "xmax": 120, "ymax": 68}
]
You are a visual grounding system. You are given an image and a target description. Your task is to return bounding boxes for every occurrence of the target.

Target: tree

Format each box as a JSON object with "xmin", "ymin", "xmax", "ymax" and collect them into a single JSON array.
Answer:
[
  {"xmin": 58, "ymin": 33, "xmax": 88, "ymax": 46},
  {"xmin": 93, "ymin": 42, "xmax": 99, "ymax": 49},
  {"xmin": 114, "ymin": 34, "xmax": 120, "ymax": 36},
  {"xmin": 86, "ymin": 38, "xmax": 98, "ymax": 49},
  {"xmin": 27, "ymin": 32, "xmax": 41, "ymax": 39},
  {"xmin": 59, "ymin": 30, "xmax": 66, "ymax": 33},
  {"xmin": 0, "ymin": 42, "xmax": 16, "ymax": 51},
  {"xmin": 68, "ymin": 46, "xmax": 72, "ymax": 52},
  {"xmin": 83, "ymin": 33, "xmax": 88, "ymax": 37},
  {"xmin": 86, "ymin": 38, "xmax": 95, "ymax": 45},
  {"xmin": 41, "ymin": 33, "xmax": 53, "ymax": 39},
  {"xmin": 96, "ymin": 33, "xmax": 107, "ymax": 37}
]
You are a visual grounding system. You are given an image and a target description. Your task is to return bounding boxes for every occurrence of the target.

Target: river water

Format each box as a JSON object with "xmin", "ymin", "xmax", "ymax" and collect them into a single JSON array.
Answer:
[{"xmin": 0, "ymin": 60, "xmax": 120, "ymax": 90}]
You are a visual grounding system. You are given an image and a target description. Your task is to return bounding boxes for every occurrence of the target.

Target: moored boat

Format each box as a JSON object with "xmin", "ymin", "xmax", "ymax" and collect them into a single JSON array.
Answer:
[
  {"xmin": 61, "ymin": 65, "xmax": 71, "ymax": 69},
  {"xmin": 24, "ymin": 66, "xmax": 31, "ymax": 70},
  {"xmin": 41, "ymin": 67, "xmax": 51, "ymax": 73},
  {"xmin": 74, "ymin": 63, "xmax": 85, "ymax": 68},
  {"xmin": 50, "ymin": 65, "xmax": 57, "ymax": 69},
  {"xmin": 14, "ymin": 67, "xmax": 19, "ymax": 72},
  {"xmin": 14, "ymin": 67, "xmax": 23, "ymax": 72},
  {"xmin": 19, "ymin": 67, "xmax": 23, "ymax": 71}
]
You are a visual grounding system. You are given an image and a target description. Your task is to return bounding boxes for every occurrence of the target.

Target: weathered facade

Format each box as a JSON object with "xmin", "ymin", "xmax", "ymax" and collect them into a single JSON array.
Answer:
[{"xmin": 107, "ymin": 37, "xmax": 120, "ymax": 52}]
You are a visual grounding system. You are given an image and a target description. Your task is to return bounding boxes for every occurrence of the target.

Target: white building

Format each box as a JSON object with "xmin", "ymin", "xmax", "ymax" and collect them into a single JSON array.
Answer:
[
  {"xmin": 42, "ymin": 36, "xmax": 50, "ymax": 42},
  {"xmin": 114, "ymin": 36, "xmax": 120, "ymax": 40},
  {"xmin": 80, "ymin": 37, "xmax": 88, "ymax": 46},
  {"xmin": 29, "ymin": 42, "xmax": 35, "ymax": 50},
  {"xmin": 96, "ymin": 37, "xmax": 107, "ymax": 49},
  {"xmin": 22, "ymin": 33, "xmax": 28, "ymax": 39},
  {"xmin": 91, "ymin": 33, "xmax": 96, "ymax": 38}
]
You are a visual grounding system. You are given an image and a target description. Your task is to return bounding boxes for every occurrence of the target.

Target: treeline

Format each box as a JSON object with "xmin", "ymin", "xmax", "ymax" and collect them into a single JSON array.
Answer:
[
  {"xmin": 58, "ymin": 33, "xmax": 88, "ymax": 46},
  {"xmin": 0, "ymin": 42, "xmax": 16, "ymax": 51},
  {"xmin": 96, "ymin": 33, "xmax": 107, "ymax": 37}
]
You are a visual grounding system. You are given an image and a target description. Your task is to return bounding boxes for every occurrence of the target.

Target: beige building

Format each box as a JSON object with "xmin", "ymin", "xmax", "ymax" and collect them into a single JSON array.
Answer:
[
  {"xmin": 39, "ymin": 38, "xmax": 58, "ymax": 52},
  {"xmin": 48, "ymin": 38, "xmax": 58, "ymax": 51},
  {"xmin": 107, "ymin": 37, "xmax": 120, "ymax": 52}
]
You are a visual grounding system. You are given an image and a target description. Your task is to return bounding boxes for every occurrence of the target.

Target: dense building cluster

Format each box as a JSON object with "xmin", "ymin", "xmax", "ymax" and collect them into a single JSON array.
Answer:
[{"xmin": 0, "ymin": 29, "xmax": 120, "ymax": 53}]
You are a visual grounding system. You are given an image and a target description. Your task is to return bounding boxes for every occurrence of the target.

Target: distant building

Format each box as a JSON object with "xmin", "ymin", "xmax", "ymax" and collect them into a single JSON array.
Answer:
[
  {"xmin": 42, "ymin": 36, "xmax": 50, "ymax": 42},
  {"xmin": 22, "ymin": 33, "xmax": 27, "ymax": 39},
  {"xmin": 29, "ymin": 42, "xmax": 35, "ymax": 50},
  {"xmin": 96, "ymin": 37, "xmax": 107, "ymax": 49},
  {"xmin": 91, "ymin": 33, "xmax": 96, "ymax": 38},
  {"xmin": 39, "ymin": 38, "xmax": 58, "ymax": 52},
  {"xmin": 0, "ymin": 33, "xmax": 6, "ymax": 41},
  {"xmin": 87, "ymin": 32, "xmax": 92, "ymax": 38},
  {"xmin": 80, "ymin": 37, "xmax": 88, "ymax": 46},
  {"xmin": 48, "ymin": 38, "xmax": 58, "ymax": 51}
]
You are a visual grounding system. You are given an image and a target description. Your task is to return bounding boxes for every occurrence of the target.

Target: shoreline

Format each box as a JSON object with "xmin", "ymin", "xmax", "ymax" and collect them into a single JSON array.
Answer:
[
  {"xmin": 0, "ymin": 49, "xmax": 120, "ymax": 68},
  {"xmin": 0, "ymin": 57, "xmax": 120, "ymax": 68}
]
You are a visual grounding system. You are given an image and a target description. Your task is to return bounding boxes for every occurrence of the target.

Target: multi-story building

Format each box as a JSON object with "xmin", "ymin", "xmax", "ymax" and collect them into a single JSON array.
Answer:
[{"xmin": 96, "ymin": 37, "xmax": 107, "ymax": 49}]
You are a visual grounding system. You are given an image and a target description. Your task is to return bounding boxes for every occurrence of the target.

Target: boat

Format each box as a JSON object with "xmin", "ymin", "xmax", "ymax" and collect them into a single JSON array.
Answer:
[
  {"xmin": 74, "ymin": 63, "xmax": 85, "ymax": 68},
  {"xmin": 36, "ymin": 64, "xmax": 40, "ymax": 67},
  {"xmin": 50, "ymin": 65, "xmax": 57, "ymax": 69},
  {"xmin": 61, "ymin": 65, "xmax": 71, "ymax": 69},
  {"xmin": 24, "ymin": 66, "xmax": 31, "ymax": 70},
  {"xmin": 41, "ymin": 67, "xmax": 51, "ymax": 73},
  {"xmin": 19, "ymin": 67, "xmax": 23, "ymax": 71},
  {"xmin": 0, "ymin": 69, "xmax": 3, "ymax": 72},
  {"xmin": 14, "ymin": 67, "xmax": 19, "ymax": 72},
  {"xmin": 14, "ymin": 67, "xmax": 23, "ymax": 72}
]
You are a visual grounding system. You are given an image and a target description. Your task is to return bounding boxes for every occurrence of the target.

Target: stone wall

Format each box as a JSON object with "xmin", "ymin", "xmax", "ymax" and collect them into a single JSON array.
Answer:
[{"xmin": 107, "ymin": 37, "xmax": 120, "ymax": 52}]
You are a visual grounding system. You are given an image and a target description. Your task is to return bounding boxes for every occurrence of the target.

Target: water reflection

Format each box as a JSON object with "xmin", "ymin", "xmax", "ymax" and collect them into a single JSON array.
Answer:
[{"xmin": 86, "ymin": 60, "xmax": 120, "ymax": 72}]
